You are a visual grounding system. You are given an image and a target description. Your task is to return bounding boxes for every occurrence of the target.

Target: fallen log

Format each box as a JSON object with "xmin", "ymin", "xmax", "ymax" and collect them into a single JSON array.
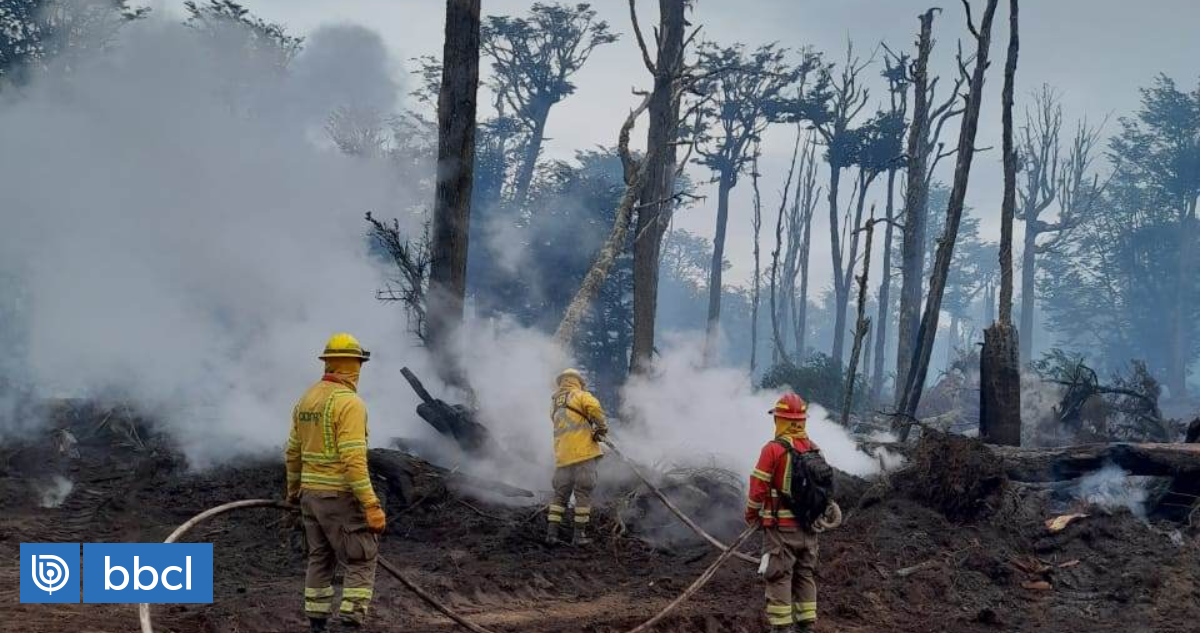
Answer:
[
  {"xmin": 400, "ymin": 366, "xmax": 492, "ymax": 453},
  {"xmin": 989, "ymin": 443, "xmax": 1200, "ymax": 482},
  {"xmin": 861, "ymin": 440, "xmax": 1200, "ymax": 483}
]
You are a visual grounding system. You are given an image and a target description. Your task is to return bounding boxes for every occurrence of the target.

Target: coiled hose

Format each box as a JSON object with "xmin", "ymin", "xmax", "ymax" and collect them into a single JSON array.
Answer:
[{"xmin": 138, "ymin": 499, "xmax": 756, "ymax": 633}]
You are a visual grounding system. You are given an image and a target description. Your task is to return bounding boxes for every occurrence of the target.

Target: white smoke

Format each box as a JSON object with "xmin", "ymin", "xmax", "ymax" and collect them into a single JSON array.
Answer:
[
  {"xmin": 38, "ymin": 475, "xmax": 74, "ymax": 508},
  {"xmin": 619, "ymin": 333, "xmax": 884, "ymax": 478},
  {"xmin": 1076, "ymin": 464, "xmax": 1149, "ymax": 519},
  {"xmin": 0, "ymin": 18, "xmax": 435, "ymax": 465}
]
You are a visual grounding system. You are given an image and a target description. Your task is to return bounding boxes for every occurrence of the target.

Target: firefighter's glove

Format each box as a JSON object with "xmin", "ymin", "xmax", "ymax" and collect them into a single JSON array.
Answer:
[
  {"xmin": 286, "ymin": 487, "xmax": 301, "ymax": 507},
  {"xmin": 365, "ymin": 503, "xmax": 387, "ymax": 534},
  {"xmin": 592, "ymin": 426, "xmax": 608, "ymax": 442}
]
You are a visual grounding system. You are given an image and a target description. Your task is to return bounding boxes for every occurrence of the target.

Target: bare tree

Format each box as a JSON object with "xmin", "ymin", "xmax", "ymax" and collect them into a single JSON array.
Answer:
[
  {"xmin": 366, "ymin": 213, "xmax": 431, "ymax": 341},
  {"xmin": 1016, "ymin": 86, "xmax": 1104, "ymax": 362},
  {"xmin": 897, "ymin": 0, "xmax": 1002, "ymax": 438},
  {"xmin": 480, "ymin": 3, "xmax": 618, "ymax": 205},
  {"xmin": 869, "ymin": 50, "xmax": 911, "ymax": 403},
  {"xmin": 768, "ymin": 130, "xmax": 804, "ymax": 365},
  {"xmin": 980, "ymin": 0, "xmax": 1022, "ymax": 447},
  {"xmin": 894, "ymin": 9, "xmax": 967, "ymax": 407},
  {"xmin": 750, "ymin": 145, "xmax": 764, "ymax": 373},
  {"xmin": 427, "ymin": 0, "xmax": 480, "ymax": 385},
  {"xmin": 812, "ymin": 42, "xmax": 871, "ymax": 366},
  {"xmin": 787, "ymin": 134, "xmax": 822, "ymax": 361},
  {"xmin": 692, "ymin": 42, "xmax": 821, "ymax": 364},
  {"xmin": 629, "ymin": 0, "xmax": 690, "ymax": 375}
]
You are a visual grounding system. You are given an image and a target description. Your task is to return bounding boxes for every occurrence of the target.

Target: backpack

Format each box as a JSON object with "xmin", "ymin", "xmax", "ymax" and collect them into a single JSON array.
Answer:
[{"xmin": 774, "ymin": 439, "xmax": 835, "ymax": 528}]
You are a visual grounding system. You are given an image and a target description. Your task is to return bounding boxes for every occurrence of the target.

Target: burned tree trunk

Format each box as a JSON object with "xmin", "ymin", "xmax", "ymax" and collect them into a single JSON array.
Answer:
[
  {"xmin": 629, "ymin": 0, "xmax": 687, "ymax": 376},
  {"xmin": 897, "ymin": 0, "xmax": 1002, "ymax": 439},
  {"xmin": 980, "ymin": 0, "xmax": 1022, "ymax": 447},
  {"xmin": 894, "ymin": 9, "xmax": 938, "ymax": 407},
  {"xmin": 400, "ymin": 367, "xmax": 492, "ymax": 453},
  {"xmin": 980, "ymin": 325, "xmax": 1022, "ymax": 445},
  {"xmin": 427, "ymin": 0, "xmax": 481, "ymax": 385}
]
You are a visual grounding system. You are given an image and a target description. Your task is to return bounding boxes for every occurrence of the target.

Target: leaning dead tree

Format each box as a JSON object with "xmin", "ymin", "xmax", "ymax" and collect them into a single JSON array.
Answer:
[
  {"xmin": 897, "ymin": 0, "xmax": 1002, "ymax": 439},
  {"xmin": 554, "ymin": 93, "xmax": 653, "ymax": 346},
  {"xmin": 427, "ymin": 0, "xmax": 480, "ymax": 386},
  {"xmin": 842, "ymin": 213, "xmax": 881, "ymax": 427},
  {"xmin": 980, "ymin": 0, "xmax": 1022, "ymax": 447},
  {"xmin": 556, "ymin": 1, "xmax": 700, "ymax": 347}
]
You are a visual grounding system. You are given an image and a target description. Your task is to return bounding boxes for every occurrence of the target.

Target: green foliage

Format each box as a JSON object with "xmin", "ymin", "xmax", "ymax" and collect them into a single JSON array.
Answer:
[
  {"xmin": 759, "ymin": 353, "xmax": 867, "ymax": 413},
  {"xmin": 0, "ymin": 0, "xmax": 147, "ymax": 85}
]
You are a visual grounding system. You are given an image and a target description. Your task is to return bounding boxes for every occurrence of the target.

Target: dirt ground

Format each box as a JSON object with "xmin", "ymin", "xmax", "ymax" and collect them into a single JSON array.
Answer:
[{"xmin": 3, "ymin": 404, "xmax": 1200, "ymax": 633}]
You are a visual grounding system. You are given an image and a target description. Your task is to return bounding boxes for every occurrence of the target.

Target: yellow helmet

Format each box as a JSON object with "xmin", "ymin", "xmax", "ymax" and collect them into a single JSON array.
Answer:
[
  {"xmin": 319, "ymin": 333, "xmax": 371, "ymax": 362},
  {"xmin": 556, "ymin": 368, "xmax": 585, "ymax": 386}
]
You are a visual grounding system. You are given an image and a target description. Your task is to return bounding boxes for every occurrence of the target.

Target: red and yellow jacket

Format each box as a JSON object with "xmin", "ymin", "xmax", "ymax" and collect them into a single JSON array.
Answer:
[{"xmin": 746, "ymin": 434, "xmax": 818, "ymax": 529}]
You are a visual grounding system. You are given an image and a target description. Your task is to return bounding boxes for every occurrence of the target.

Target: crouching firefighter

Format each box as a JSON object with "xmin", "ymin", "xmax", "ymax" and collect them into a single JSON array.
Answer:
[
  {"xmin": 746, "ymin": 393, "xmax": 835, "ymax": 633},
  {"xmin": 286, "ymin": 333, "xmax": 387, "ymax": 632},
  {"xmin": 546, "ymin": 368, "xmax": 609, "ymax": 546}
]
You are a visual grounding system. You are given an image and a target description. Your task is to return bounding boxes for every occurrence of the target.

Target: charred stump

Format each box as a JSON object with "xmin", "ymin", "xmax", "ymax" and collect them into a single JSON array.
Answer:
[
  {"xmin": 400, "ymin": 367, "xmax": 492, "ymax": 454},
  {"xmin": 980, "ymin": 323, "xmax": 1022, "ymax": 446}
]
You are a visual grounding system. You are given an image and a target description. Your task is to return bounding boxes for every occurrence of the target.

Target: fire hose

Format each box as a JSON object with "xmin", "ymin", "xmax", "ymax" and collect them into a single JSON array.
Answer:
[
  {"xmin": 601, "ymin": 438, "xmax": 842, "ymax": 562},
  {"xmin": 138, "ymin": 499, "xmax": 756, "ymax": 633}
]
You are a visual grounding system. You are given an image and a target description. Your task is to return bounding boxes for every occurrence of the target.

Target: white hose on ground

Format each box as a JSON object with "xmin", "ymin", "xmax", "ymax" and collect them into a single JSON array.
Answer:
[{"xmin": 139, "ymin": 498, "xmax": 756, "ymax": 633}]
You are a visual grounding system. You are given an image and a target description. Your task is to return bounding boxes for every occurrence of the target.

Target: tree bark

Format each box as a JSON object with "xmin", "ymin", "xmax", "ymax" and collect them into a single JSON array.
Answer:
[
  {"xmin": 980, "ymin": 0, "xmax": 1023, "ymax": 447},
  {"xmin": 1018, "ymin": 219, "xmax": 1038, "ymax": 361},
  {"xmin": 629, "ymin": 0, "xmax": 686, "ymax": 376},
  {"xmin": 895, "ymin": 9, "xmax": 938, "ymax": 408},
  {"xmin": 827, "ymin": 167, "xmax": 847, "ymax": 364},
  {"xmin": 703, "ymin": 170, "xmax": 735, "ymax": 364},
  {"xmin": 427, "ymin": 0, "xmax": 481, "ymax": 385},
  {"xmin": 796, "ymin": 201, "xmax": 813, "ymax": 361},
  {"xmin": 512, "ymin": 100, "xmax": 550, "ymax": 205},
  {"xmin": 750, "ymin": 156, "xmax": 763, "ymax": 374},
  {"xmin": 871, "ymin": 168, "xmax": 898, "ymax": 403},
  {"xmin": 897, "ymin": 0, "xmax": 1001, "ymax": 437}
]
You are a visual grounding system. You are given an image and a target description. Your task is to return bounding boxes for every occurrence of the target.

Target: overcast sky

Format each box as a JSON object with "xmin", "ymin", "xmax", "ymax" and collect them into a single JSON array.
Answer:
[{"xmin": 156, "ymin": 0, "xmax": 1200, "ymax": 289}]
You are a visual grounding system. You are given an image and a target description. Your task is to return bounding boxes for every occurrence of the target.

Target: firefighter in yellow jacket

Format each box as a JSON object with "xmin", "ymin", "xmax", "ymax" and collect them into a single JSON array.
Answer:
[
  {"xmin": 286, "ymin": 333, "xmax": 386, "ymax": 632},
  {"xmin": 547, "ymin": 368, "xmax": 608, "ymax": 546}
]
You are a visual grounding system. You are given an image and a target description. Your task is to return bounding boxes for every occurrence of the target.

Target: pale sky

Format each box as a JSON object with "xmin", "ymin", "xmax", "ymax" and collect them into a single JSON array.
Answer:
[{"xmin": 155, "ymin": 0, "xmax": 1200, "ymax": 290}]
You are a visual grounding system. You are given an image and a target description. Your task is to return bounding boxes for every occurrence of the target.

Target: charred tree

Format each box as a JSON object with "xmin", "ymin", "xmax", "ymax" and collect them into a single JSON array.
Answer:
[
  {"xmin": 897, "ymin": 0, "xmax": 1002, "ymax": 439},
  {"xmin": 629, "ymin": 0, "xmax": 688, "ymax": 376},
  {"xmin": 894, "ymin": 9, "xmax": 966, "ymax": 407},
  {"xmin": 980, "ymin": 0, "xmax": 1022, "ymax": 447},
  {"xmin": 427, "ymin": 0, "xmax": 481, "ymax": 386},
  {"xmin": 769, "ymin": 131, "xmax": 804, "ymax": 365}
]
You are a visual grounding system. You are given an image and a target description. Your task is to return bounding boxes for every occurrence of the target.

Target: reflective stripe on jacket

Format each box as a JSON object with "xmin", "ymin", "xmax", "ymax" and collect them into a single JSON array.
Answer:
[
  {"xmin": 551, "ymin": 376, "xmax": 607, "ymax": 468},
  {"xmin": 286, "ymin": 374, "xmax": 379, "ymax": 507},
  {"xmin": 746, "ymin": 435, "xmax": 817, "ymax": 529}
]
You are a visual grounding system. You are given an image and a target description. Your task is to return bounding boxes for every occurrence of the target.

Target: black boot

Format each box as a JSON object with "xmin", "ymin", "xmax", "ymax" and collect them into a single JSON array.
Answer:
[
  {"xmin": 571, "ymin": 525, "xmax": 591, "ymax": 546},
  {"xmin": 545, "ymin": 522, "xmax": 562, "ymax": 545},
  {"xmin": 307, "ymin": 617, "xmax": 328, "ymax": 632}
]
